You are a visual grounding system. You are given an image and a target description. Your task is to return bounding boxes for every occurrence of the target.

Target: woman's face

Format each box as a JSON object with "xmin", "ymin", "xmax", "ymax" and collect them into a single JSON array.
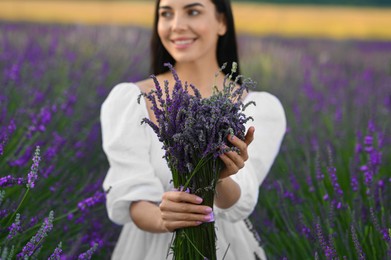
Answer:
[{"xmin": 157, "ymin": 0, "xmax": 227, "ymax": 65}]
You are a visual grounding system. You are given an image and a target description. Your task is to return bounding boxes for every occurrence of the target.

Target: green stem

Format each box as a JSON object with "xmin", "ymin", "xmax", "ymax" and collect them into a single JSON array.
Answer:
[
  {"xmin": 182, "ymin": 230, "xmax": 207, "ymax": 259},
  {"xmin": 172, "ymin": 158, "xmax": 222, "ymax": 260},
  {"xmin": 23, "ymin": 207, "xmax": 79, "ymax": 234},
  {"xmin": 182, "ymin": 154, "xmax": 213, "ymax": 190},
  {"xmin": 4, "ymin": 188, "xmax": 30, "ymax": 227}
]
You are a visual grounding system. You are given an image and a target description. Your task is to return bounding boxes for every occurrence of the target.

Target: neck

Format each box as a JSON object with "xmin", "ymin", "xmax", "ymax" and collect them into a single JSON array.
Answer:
[{"xmin": 172, "ymin": 61, "xmax": 225, "ymax": 97}]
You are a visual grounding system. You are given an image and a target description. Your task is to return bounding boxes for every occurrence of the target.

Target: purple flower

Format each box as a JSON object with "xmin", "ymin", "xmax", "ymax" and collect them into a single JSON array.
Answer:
[
  {"xmin": 315, "ymin": 221, "xmax": 335, "ymax": 260},
  {"xmin": 351, "ymin": 225, "xmax": 365, "ymax": 260},
  {"xmin": 5, "ymin": 63, "xmax": 20, "ymax": 81},
  {"xmin": 327, "ymin": 166, "xmax": 343, "ymax": 196},
  {"xmin": 26, "ymin": 105, "xmax": 58, "ymax": 137},
  {"xmin": 300, "ymin": 225, "xmax": 311, "ymax": 238},
  {"xmin": 289, "ymin": 173, "xmax": 300, "ymax": 191},
  {"xmin": 77, "ymin": 191, "xmax": 106, "ymax": 212},
  {"xmin": 77, "ymin": 243, "xmax": 98, "ymax": 260},
  {"xmin": 139, "ymin": 63, "xmax": 255, "ymax": 177},
  {"xmin": 48, "ymin": 242, "xmax": 63, "ymax": 260},
  {"xmin": 351, "ymin": 174, "xmax": 359, "ymax": 192},
  {"xmin": 8, "ymin": 146, "xmax": 33, "ymax": 167},
  {"xmin": 369, "ymin": 207, "xmax": 381, "ymax": 232},
  {"xmin": 7, "ymin": 213, "xmax": 21, "ymax": 240},
  {"xmin": 18, "ymin": 211, "xmax": 54, "ymax": 258},
  {"xmin": 381, "ymin": 229, "xmax": 391, "ymax": 242},
  {"xmin": 0, "ymin": 175, "xmax": 26, "ymax": 188},
  {"xmin": 27, "ymin": 146, "xmax": 41, "ymax": 189},
  {"xmin": 364, "ymin": 136, "xmax": 373, "ymax": 146},
  {"xmin": 0, "ymin": 209, "xmax": 9, "ymax": 219}
]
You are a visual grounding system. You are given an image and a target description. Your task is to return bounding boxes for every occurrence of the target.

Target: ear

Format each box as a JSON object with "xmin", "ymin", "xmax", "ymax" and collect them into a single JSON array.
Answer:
[{"xmin": 217, "ymin": 13, "xmax": 227, "ymax": 36}]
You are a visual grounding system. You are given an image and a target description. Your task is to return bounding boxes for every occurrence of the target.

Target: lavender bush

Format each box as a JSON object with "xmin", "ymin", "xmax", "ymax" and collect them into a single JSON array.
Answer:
[
  {"xmin": 239, "ymin": 37, "xmax": 391, "ymax": 258},
  {"xmin": 0, "ymin": 21, "xmax": 389, "ymax": 259},
  {"xmin": 0, "ymin": 22, "xmax": 145, "ymax": 258}
]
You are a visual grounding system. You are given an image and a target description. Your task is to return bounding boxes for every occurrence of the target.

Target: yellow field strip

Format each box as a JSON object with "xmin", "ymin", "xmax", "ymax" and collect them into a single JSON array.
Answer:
[{"xmin": 0, "ymin": 1, "xmax": 391, "ymax": 40}]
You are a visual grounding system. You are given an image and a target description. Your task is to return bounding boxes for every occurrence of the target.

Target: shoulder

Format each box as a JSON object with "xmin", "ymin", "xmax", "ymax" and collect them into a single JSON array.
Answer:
[
  {"xmin": 135, "ymin": 72, "xmax": 172, "ymax": 93},
  {"xmin": 101, "ymin": 82, "xmax": 147, "ymax": 119},
  {"xmin": 135, "ymin": 78, "xmax": 155, "ymax": 93},
  {"xmin": 102, "ymin": 83, "xmax": 139, "ymax": 107}
]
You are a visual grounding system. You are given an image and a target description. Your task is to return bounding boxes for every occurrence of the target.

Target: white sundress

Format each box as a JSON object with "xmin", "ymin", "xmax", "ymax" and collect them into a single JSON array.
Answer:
[{"xmin": 100, "ymin": 83, "xmax": 286, "ymax": 260}]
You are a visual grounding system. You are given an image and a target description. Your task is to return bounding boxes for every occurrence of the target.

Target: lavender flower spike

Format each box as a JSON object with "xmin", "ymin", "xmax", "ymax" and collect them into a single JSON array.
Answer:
[
  {"xmin": 0, "ymin": 175, "xmax": 26, "ymax": 188},
  {"xmin": 77, "ymin": 243, "xmax": 98, "ymax": 260},
  {"xmin": 77, "ymin": 191, "xmax": 106, "ymax": 212},
  {"xmin": 48, "ymin": 242, "xmax": 63, "ymax": 260},
  {"xmin": 26, "ymin": 146, "xmax": 41, "ymax": 189},
  {"xmin": 351, "ymin": 225, "xmax": 365, "ymax": 260},
  {"xmin": 18, "ymin": 211, "xmax": 54, "ymax": 259},
  {"xmin": 0, "ymin": 190, "xmax": 5, "ymax": 205},
  {"xmin": 7, "ymin": 213, "xmax": 21, "ymax": 240}
]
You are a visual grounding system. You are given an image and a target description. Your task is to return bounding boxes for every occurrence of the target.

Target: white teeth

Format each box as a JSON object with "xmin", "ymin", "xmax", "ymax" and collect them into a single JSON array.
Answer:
[{"xmin": 174, "ymin": 40, "xmax": 193, "ymax": 45}]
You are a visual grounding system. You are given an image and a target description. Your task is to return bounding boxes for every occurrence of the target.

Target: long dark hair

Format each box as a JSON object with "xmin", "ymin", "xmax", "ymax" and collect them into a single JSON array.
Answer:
[{"xmin": 150, "ymin": 0, "xmax": 241, "ymax": 79}]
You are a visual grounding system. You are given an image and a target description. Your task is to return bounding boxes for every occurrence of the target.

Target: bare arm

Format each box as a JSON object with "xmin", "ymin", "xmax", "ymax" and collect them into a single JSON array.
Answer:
[
  {"xmin": 130, "ymin": 192, "xmax": 213, "ymax": 233},
  {"xmin": 130, "ymin": 201, "xmax": 167, "ymax": 233}
]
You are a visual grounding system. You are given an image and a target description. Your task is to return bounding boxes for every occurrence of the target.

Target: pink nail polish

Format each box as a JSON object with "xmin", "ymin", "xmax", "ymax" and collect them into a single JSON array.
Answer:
[{"xmin": 205, "ymin": 212, "xmax": 215, "ymax": 223}]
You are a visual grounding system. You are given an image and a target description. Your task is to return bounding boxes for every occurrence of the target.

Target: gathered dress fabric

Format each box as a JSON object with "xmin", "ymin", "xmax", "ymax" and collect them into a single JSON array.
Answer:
[{"xmin": 101, "ymin": 83, "xmax": 286, "ymax": 260}]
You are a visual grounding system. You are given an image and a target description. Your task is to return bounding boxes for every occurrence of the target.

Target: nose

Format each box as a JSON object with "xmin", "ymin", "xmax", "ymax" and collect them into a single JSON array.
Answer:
[{"xmin": 171, "ymin": 14, "xmax": 187, "ymax": 32}]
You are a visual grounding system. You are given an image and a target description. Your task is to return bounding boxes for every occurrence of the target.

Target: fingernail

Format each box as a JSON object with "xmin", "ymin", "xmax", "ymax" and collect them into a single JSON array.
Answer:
[
  {"xmin": 195, "ymin": 197, "xmax": 203, "ymax": 203},
  {"xmin": 204, "ymin": 212, "xmax": 215, "ymax": 222},
  {"xmin": 205, "ymin": 207, "xmax": 212, "ymax": 213}
]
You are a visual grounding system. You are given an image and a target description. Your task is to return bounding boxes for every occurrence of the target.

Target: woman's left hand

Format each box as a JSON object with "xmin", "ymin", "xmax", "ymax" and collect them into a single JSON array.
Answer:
[{"xmin": 219, "ymin": 126, "xmax": 255, "ymax": 179}]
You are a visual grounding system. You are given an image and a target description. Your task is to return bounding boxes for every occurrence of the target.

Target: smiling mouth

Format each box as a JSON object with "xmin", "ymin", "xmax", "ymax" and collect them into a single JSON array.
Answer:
[{"xmin": 171, "ymin": 39, "xmax": 196, "ymax": 47}]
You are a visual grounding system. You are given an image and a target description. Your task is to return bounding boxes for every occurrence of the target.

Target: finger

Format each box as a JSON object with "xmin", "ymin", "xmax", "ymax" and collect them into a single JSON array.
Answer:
[
  {"xmin": 244, "ymin": 126, "xmax": 255, "ymax": 146},
  {"xmin": 219, "ymin": 153, "xmax": 240, "ymax": 176},
  {"xmin": 226, "ymin": 136, "xmax": 249, "ymax": 161},
  {"xmin": 159, "ymin": 200, "xmax": 212, "ymax": 214},
  {"xmin": 164, "ymin": 220, "xmax": 202, "ymax": 232},
  {"xmin": 161, "ymin": 211, "xmax": 213, "ymax": 223},
  {"xmin": 162, "ymin": 191, "xmax": 203, "ymax": 204},
  {"xmin": 227, "ymin": 135, "xmax": 247, "ymax": 152},
  {"xmin": 223, "ymin": 150, "xmax": 245, "ymax": 169}
]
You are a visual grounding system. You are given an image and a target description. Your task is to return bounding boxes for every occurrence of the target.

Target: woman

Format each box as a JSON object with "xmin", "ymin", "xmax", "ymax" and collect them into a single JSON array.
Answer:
[{"xmin": 101, "ymin": 0, "xmax": 286, "ymax": 259}]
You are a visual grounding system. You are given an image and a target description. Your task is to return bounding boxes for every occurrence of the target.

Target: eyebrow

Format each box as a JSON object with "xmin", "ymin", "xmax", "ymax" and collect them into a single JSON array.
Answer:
[{"xmin": 159, "ymin": 2, "xmax": 205, "ymax": 10}]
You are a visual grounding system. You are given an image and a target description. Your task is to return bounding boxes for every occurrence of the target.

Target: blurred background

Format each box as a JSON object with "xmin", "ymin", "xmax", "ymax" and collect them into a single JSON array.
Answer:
[
  {"xmin": 1, "ymin": 0, "xmax": 390, "ymax": 259},
  {"xmin": 1, "ymin": 0, "xmax": 391, "ymax": 39}
]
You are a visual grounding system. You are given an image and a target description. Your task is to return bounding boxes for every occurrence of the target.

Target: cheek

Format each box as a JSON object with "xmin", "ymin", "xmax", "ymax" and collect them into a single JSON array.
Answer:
[{"xmin": 157, "ymin": 22, "xmax": 168, "ymax": 40}]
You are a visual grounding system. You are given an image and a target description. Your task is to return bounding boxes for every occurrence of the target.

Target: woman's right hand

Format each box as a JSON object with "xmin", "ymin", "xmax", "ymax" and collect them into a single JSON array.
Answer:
[{"xmin": 159, "ymin": 191, "xmax": 213, "ymax": 232}]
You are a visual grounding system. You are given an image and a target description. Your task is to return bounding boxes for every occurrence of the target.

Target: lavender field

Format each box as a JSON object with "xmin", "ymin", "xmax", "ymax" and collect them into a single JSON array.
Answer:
[{"xmin": 0, "ymin": 21, "xmax": 390, "ymax": 259}]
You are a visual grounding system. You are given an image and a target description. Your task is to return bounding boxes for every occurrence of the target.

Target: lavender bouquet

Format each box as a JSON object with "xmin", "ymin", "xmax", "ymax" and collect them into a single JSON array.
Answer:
[{"xmin": 139, "ymin": 63, "xmax": 255, "ymax": 259}]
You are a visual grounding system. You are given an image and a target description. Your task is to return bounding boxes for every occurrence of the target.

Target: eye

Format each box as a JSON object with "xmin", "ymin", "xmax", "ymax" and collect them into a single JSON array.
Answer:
[
  {"xmin": 188, "ymin": 9, "xmax": 200, "ymax": 16},
  {"xmin": 159, "ymin": 10, "xmax": 173, "ymax": 18}
]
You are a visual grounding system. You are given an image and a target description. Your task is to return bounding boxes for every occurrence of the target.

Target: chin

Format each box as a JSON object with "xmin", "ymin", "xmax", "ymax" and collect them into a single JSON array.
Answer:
[{"xmin": 170, "ymin": 55, "xmax": 198, "ymax": 64}]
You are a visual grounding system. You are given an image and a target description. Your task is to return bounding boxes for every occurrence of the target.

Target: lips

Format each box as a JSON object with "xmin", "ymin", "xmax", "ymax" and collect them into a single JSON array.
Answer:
[
  {"xmin": 173, "ymin": 39, "xmax": 194, "ymax": 45},
  {"xmin": 171, "ymin": 38, "xmax": 196, "ymax": 48}
]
